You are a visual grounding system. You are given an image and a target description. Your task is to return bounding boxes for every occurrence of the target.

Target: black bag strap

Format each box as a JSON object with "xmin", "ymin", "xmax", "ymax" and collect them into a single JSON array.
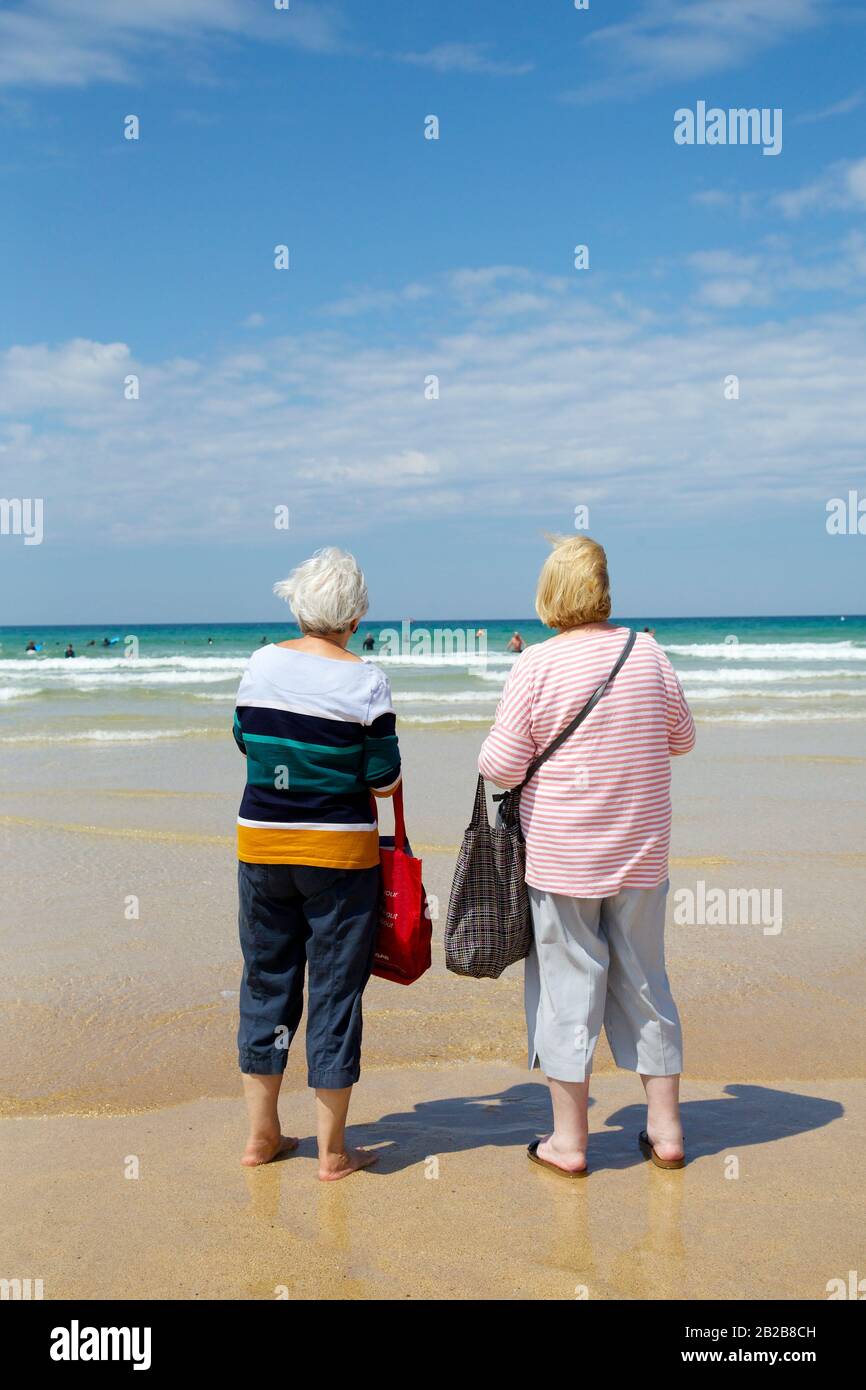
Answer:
[{"xmin": 494, "ymin": 627, "xmax": 636, "ymax": 800}]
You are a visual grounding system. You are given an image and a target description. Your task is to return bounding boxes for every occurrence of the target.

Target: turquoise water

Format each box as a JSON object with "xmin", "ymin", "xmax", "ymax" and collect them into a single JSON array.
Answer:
[{"xmin": 2, "ymin": 615, "xmax": 866, "ymax": 743}]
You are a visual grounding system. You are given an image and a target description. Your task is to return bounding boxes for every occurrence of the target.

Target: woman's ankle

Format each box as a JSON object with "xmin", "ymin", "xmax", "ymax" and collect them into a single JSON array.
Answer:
[
  {"xmin": 548, "ymin": 1130, "xmax": 587, "ymax": 1155},
  {"xmin": 646, "ymin": 1111, "xmax": 683, "ymax": 1142}
]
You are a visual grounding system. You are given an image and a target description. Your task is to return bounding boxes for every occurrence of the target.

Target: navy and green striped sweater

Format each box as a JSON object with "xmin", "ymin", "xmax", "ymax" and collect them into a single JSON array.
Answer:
[{"xmin": 233, "ymin": 644, "xmax": 401, "ymax": 868}]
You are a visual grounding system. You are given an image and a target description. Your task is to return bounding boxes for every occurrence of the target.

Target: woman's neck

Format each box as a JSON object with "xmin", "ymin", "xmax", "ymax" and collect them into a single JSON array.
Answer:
[{"xmin": 277, "ymin": 631, "xmax": 359, "ymax": 661}]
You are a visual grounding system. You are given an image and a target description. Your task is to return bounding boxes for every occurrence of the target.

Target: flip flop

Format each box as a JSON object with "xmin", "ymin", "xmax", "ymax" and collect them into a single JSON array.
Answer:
[
  {"xmin": 527, "ymin": 1138, "xmax": 588, "ymax": 1179},
  {"xmin": 638, "ymin": 1129, "xmax": 685, "ymax": 1170}
]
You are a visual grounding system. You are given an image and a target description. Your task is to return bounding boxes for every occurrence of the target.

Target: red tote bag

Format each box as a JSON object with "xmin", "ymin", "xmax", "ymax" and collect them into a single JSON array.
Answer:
[{"xmin": 372, "ymin": 785, "xmax": 432, "ymax": 985}]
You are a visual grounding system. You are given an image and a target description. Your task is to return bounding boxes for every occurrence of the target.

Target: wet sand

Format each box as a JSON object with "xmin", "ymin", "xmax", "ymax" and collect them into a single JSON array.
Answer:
[
  {"xmin": 1, "ymin": 723, "xmax": 864, "ymax": 1298},
  {"xmin": 2, "ymin": 1067, "xmax": 862, "ymax": 1301}
]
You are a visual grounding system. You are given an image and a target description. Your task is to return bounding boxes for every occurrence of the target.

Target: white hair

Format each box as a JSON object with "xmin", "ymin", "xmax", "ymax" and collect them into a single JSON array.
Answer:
[{"xmin": 273, "ymin": 547, "xmax": 369, "ymax": 634}]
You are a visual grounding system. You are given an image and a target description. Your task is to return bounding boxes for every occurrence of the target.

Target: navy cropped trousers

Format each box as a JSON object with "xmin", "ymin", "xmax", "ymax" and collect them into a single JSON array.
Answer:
[{"xmin": 237, "ymin": 860, "xmax": 380, "ymax": 1089}]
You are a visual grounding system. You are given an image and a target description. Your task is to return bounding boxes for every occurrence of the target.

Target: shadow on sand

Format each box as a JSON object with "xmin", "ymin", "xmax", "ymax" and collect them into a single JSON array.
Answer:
[{"xmin": 314, "ymin": 1081, "xmax": 845, "ymax": 1176}]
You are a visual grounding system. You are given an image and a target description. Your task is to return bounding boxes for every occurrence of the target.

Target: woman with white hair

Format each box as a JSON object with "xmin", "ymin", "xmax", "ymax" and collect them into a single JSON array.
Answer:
[{"xmin": 233, "ymin": 548, "xmax": 400, "ymax": 1179}]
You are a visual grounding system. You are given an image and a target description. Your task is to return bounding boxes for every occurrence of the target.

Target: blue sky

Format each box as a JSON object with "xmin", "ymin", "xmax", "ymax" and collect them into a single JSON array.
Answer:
[{"xmin": 1, "ymin": 0, "xmax": 865, "ymax": 622}]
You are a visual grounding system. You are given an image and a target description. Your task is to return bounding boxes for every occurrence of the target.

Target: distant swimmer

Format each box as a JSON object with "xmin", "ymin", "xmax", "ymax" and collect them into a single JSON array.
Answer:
[
  {"xmin": 64, "ymin": 643, "xmax": 75, "ymax": 658},
  {"xmin": 505, "ymin": 631, "xmax": 525, "ymax": 653},
  {"xmin": 643, "ymin": 626, "xmax": 656, "ymax": 636},
  {"xmin": 260, "ymin": 635, "xmax": 268, "ymax": 645},
  {"xmin": 25, "ymin": 639, "xmax": 37, "ymax": 652},
  {"xmin": 207, "ymin": 637, "xmax": 214, "ymax": 645},
  {"xmin": 362, "ymin": 633, "xmax": 375, "ymax": 652}
]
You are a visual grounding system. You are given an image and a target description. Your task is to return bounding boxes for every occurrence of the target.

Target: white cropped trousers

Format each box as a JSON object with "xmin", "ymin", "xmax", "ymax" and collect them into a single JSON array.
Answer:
[{"xmin": 525, "ymin": 881, "xmax": 683, "ymax": 1083}]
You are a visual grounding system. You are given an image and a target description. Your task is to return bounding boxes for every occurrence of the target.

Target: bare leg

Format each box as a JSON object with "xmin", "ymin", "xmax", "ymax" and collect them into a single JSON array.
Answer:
[
  {"xmin": 240, "ymin": 1072, "xmax": 299, "ymax": 1166},
  {"xmin": 641, "ymin": 1073, "xmax": 684, "ymax": 1162},
  {"xmin": 536, "ymin": 1075, "xmax": 590, "ymax": 1173},
  {"xmin": 316, "ymin": 1085, "xmax": 378, "ymax": 1181}
]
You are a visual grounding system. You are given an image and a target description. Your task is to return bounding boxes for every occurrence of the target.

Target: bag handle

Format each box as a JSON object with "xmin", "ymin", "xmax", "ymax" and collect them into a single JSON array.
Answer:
[
  {"xmin": 370, "ymin": 782, "xmax": 407, "ymax": 851},
  {"xmin": 469, "ymin": 772, "xmax": 489, "ymax": 829},
  {"xmin": 494, "ymin": 627, "xmax": 636, "ymax": 800},
  {"xmin": 392, "ymin": 782, "xmax": 407, "ymax": 851}
]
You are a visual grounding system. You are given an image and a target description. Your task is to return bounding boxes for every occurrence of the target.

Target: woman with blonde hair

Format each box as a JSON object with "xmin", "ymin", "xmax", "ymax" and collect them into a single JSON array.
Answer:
[
  {"xmin": 233, "ymin": 548, "xmax": 401, "ymax": 1179},
  {"xmin": 479, "ymin": 536, "xmax": 695, "ymax": 1175}
]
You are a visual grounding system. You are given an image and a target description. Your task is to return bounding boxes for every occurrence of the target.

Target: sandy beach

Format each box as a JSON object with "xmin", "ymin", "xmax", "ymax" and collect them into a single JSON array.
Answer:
[
  {"xmin": 5, "ymin": 0, "xmax": 866, "ymax": 1321},
  {"xmin": 1, "ymin": 721, "xmax": 864, "ymax": 1299}
]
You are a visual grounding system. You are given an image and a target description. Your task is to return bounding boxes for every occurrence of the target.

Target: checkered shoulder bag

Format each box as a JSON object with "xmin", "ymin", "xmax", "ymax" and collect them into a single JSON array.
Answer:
[{"xmin": 444, "ymin": 629, "xmax": 636, "ymax": 979}]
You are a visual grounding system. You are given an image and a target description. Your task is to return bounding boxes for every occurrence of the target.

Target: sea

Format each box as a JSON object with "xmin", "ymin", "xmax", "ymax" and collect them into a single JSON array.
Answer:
[{"xmin": 1, "ymin": 615, "xmax": 865, "ymax": 745}]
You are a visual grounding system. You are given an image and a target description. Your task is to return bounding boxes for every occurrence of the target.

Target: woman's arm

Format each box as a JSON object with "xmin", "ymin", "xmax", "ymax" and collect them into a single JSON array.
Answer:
[
  {"xmin": 232, "ymin": 660, "xmax": 251, "ymax": 753},
  {"xmin": 478, "ymin": 656, "xmax": 537, "ymax": 789},
  {"xmin": 364, "ymin": 673, "xmax": 402, "ymax": 797},
  {"xmin": 232, "ymin": 709, "xmax": 247, "ymax": 754},
  {"xmin": 660, "ymin": 652, "xmax": 696, "ymax": 756}
]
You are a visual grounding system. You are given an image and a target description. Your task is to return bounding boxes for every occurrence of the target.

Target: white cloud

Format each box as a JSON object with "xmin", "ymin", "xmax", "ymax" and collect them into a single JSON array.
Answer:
[
  {"xmin": 688, "ymin": 251, "xmax": 767, "ymax": 308},
  {"xmin": 773, "ymin": 157, "xmax": 866, "ymax": 219},
  {"xmin": 382, "ymin": 450, "xmax": 440, "ymax": 478},
  {"xmin": 686, "ymin": 234, "xmax": 866, "ymax": 306},
  {"xmin": 0, "ymin": 0, "xmax": 348, "ymax": 88},
  {"xmin": 795, "ymin": 90, "xmax": 863, "ymax": 124},
  {"xmin": 4, "ymin": 267, "xmax": 866, "ymax": 544},
  {"xmin": 396, "ymin": 42, "xmax": 533, "ymax": 77},
  {"xmin": 691, "ymin": 158, "xmax": 866, "ymax": 224},
  {"xmin": 0, "ymin": 5, "xmax": 530, "ymax": 90},
  {"xmin": 689, "ymin": 251, "xmax": 762, "ymax": 277},
  {"xmin": 562, "ymin": 0, "xmax": 825, "ymax": 103},
  {"xmin": 477, "ymin": 292, "xmax": 556, "ymax": 318},
  {"xmin": 691, "ymin": 189, "xmax": 759, "ymax": 217},
  {"xmin": 840, "ymin": 231, "xmax": 866, "ymax": 278},
  {"xmin": 698, "ymin": 277, "xmax": 765, "ymax": 309},
  {"xmin": 845, "ymin": 160, "xmax": 866, "ymax": 204},
  {"xmin": 448, "ymin": 266, "xmax": 529, "ymax": 295},
  {"xmin": 323, "ymin": 283, "xmax": 432, "ymax": 318},
  {"xmin": 0, "ymin": 338, "xmax": 131, "ymax": 407}
]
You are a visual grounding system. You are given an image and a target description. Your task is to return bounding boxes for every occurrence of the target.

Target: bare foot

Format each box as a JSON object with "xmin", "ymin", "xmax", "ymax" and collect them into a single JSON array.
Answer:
[
  {"xmin": 537, "ymin": 1134, "xmax": 588, "ymax": 1175},
  {"xmin": 318, "ymin": 1147, "xmax": 379, "ymax": 1182},
  {"xmin": 646, "ymin": 1124, "xmax": 685, "ymax": 1164},
  {"xmin": 241, "ymin": 1134, "xmax": 299, "ymax": 1167}
]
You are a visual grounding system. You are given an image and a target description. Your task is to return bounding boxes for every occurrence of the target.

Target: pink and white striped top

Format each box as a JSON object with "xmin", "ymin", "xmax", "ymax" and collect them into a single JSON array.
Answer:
[{"xmin": 478, "ymin": 624, "xmax": 695, "ymax": 897}]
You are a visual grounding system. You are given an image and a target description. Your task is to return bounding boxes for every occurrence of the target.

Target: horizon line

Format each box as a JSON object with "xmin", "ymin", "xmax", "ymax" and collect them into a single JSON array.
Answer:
[{"xmin": 2, "ymin": 613, "xmax": 864, "ymax": 630}]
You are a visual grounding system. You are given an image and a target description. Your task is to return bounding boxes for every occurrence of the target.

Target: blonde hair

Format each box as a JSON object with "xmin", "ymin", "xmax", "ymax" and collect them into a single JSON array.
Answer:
[
  {"xmin": 273, "ymin": 547, "xmax": 369, "ymax": 634},
  {"xmin": 535, "ymin": 535, "xmax": 611, "ymax": 630}
]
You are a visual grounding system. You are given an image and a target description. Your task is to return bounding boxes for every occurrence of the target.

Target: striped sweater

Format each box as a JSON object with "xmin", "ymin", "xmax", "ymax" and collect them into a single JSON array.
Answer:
[
  {"xmin": 478, "ymin": 625, "xmax": 695, "ymax": 897},
  {"xmin": 233, "ymin": 644, "xmax": 401, "ymax": 868}
]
